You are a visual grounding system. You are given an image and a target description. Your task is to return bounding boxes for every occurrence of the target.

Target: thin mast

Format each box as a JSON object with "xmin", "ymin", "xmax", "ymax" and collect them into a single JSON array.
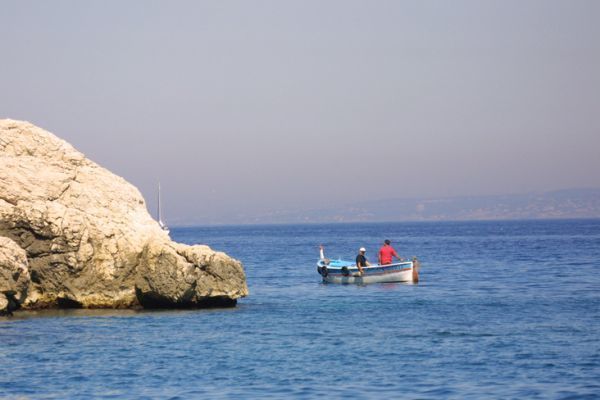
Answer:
[{"xmin": 158, "ymin": 182, "xmax": 163, "ymax": 224}]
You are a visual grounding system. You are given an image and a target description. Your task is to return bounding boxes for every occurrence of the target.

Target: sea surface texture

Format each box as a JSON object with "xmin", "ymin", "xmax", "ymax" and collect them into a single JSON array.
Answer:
[{"xmin": 1, "ymin": 220, "xmax": 599, "ymax": 399}]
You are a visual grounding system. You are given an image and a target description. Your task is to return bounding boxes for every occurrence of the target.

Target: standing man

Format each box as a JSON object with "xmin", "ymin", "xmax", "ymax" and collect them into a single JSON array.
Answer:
[
  {"xmin": 355, "ymin": 247, "xmax": 370, "ymax": 276},
  {"xmin": 378, "ymin": 239, "xmax": 403, "ymax": 265}
]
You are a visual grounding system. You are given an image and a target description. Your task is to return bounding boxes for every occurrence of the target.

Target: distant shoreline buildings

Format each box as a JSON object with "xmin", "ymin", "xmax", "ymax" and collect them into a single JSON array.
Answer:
[{"xmin": 167, "ymin": 188, "xmax": 600, "ymax": 226}]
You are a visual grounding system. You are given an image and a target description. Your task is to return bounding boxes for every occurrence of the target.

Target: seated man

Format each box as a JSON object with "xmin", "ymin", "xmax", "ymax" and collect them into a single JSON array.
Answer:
[{"xmin": 355, "ymin": 247, "xmax": 370, "ymax": 275}]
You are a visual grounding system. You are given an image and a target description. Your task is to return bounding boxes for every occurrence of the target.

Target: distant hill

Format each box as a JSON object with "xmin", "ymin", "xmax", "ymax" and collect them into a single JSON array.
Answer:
[{"xmin": 244, "ymin": 188, "xmax": 600, "ymax": 224}]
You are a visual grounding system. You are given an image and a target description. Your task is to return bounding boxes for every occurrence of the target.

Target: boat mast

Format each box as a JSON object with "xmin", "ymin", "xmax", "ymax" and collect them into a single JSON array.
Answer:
[
  {"xmin": 158, "ymin": 182, "xmax": 164, "ymax": 226},
  {"xmin": 157, "ymin": 182, "xmax": 169, "ymax": 233}
]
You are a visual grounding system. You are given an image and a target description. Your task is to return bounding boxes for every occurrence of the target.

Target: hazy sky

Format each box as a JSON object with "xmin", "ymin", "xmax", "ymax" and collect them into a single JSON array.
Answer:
[{"xmin": 2, "ymin": 0, "xmax": 599, "ymax": 224}]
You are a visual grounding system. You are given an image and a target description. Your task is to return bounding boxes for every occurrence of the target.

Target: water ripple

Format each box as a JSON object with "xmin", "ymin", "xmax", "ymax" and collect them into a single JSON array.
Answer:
[{"xmin": 2, "ymin": 220, "xmax": 600, "ymax": 398}]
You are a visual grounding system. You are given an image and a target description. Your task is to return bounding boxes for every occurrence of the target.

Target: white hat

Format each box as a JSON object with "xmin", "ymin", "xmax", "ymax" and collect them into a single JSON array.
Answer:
[{"xmin": 359, "ymin": 247, "xmax": 366, "ymax": 252}]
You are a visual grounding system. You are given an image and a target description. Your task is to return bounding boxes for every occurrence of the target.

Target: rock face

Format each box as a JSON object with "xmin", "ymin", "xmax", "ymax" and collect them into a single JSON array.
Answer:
[
  {"xmin": 0, "ymin": 237, "xmax": 31, "ymax": 315},
  {"xmin": 0, "ymin": 119, "xmax": 248, "ymax": 312}
]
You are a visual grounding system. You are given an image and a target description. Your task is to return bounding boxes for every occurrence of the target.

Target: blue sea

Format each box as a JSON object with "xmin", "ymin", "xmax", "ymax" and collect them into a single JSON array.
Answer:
[{"xmin": 1, "ymin": 220, "xmax": 599, "ymax": 399}]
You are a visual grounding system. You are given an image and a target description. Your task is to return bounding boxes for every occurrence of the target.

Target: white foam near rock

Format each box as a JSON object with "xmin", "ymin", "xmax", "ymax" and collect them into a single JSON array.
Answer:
[{"xmin": 0, "ymin": 119, "xmax": 248, "ymax": 313}]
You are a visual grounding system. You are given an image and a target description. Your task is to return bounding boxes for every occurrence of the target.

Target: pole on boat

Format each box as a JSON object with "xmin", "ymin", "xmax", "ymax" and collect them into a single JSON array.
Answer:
[{"xmin": 412, "ymin": 256, "xmax": 420, "ymax": 283}]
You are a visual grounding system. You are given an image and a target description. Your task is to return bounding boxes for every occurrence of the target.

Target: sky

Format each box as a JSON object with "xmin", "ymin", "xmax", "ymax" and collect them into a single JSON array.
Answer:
[{"xmin": 1, "ymin": 0, "xmax": 599, "ymax": 224}]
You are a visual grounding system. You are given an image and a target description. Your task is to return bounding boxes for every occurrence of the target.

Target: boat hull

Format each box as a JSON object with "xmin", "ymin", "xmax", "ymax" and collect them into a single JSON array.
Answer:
[{"xmin": 317, "ymin": 261, "xmax": 415, "ymax": 284}]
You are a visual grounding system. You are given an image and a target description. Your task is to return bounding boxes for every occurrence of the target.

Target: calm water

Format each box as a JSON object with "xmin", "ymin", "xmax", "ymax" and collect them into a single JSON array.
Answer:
[{"xmin": 1, "ymin": 220, "xmax": 600, "ymax": 399}]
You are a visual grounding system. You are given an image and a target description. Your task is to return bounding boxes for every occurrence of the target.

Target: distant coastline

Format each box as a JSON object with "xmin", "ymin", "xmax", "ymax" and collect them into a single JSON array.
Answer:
[
  {"xmin": 167, "ymin": 188, "xmax": 600, "ymax": 226},
  {"xmin": 169, "ymin": 217, "xmax": 600, "ymax": 229}
]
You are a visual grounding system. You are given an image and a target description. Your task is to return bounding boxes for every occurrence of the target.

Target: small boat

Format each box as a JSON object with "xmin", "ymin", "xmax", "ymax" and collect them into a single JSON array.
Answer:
[
  {"xmin": 157, "ymin": 182, "xmax": 169, "ymax": 234},
  {"xmin": 317, "ymin": 247, "xmax": 419, "ymax": 284}
]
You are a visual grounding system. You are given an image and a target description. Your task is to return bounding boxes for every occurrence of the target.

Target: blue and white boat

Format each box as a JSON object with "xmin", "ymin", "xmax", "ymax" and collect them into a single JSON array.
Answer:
[{"xmin": 317, "ymin": 247, "xmax": 419, "ymax": 284}]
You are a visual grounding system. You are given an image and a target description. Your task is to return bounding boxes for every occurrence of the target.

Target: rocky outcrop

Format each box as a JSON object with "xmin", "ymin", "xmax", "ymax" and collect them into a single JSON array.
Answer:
[
  {"xmin": 135, "ymin": 242, "xmax": 248, "ymax": 308},
  {"xmin": 0, "ymin": 237, "xmax": 31, "ymax": 315},
  {"xmin": 0, "ymin": 119, "xmax": 248, "ymax": 312}
]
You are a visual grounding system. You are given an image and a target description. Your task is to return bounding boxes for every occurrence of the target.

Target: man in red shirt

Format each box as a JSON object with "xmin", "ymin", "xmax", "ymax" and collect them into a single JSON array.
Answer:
[{"xmin": 378, "ymin": 239, "xmax": 403, "ymax": 265}]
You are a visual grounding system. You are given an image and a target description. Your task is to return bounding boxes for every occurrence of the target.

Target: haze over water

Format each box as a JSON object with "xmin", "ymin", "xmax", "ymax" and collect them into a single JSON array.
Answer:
[{"xmin": 1, "ymin": 1, "xmax": 599, "ymax": 225}]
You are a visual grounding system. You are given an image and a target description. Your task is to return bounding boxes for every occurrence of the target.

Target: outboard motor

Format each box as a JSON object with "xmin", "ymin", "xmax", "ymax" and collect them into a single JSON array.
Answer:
[
  {"xmin": 320, "ymin": 265, "xmax": 328, "ymax": 277},
  {"xmin": 412, "ymin": 256, "xmax": 420, "ymax": 283}
]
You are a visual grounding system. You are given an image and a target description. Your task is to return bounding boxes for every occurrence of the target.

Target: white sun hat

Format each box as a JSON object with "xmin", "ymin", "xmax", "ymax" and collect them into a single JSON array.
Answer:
[{"xmin": 359, "ymin": 247, "xmax": 366, "ymax": 252}]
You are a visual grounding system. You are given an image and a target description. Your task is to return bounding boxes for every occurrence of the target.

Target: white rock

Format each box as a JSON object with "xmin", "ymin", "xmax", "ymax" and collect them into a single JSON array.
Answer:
[
  {"xmin": 0, "ymin": 119, "xmax": 248, "ymax": 311},
  {"xmin": 0, "ymin": 236, "xmax": 31, "ymax": 314}
]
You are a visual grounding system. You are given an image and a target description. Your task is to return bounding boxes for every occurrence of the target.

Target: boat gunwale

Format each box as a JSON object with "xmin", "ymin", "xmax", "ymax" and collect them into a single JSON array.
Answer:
[{"xmin": 317, "ymin": 260, "xmax": 412, "ymax": 271}]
